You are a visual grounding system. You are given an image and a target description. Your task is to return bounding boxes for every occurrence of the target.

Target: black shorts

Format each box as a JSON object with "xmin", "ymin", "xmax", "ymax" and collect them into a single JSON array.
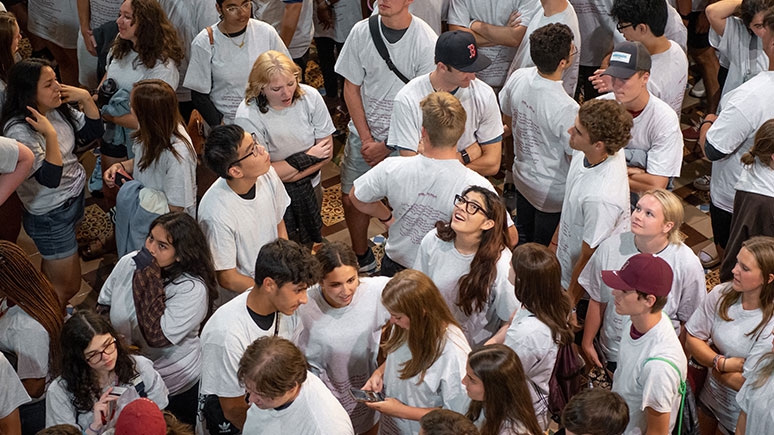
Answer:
[{"xmin": 687, "ymin": 11, "xmax": 711, "ymax": 49}]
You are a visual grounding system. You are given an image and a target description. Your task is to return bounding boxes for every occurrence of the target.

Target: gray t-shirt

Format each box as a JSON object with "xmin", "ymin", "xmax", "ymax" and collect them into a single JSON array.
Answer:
[
  {"xmin": 0, "ymin": 353, "xmax": 30, "ymax": 420},
  {"xmin": 0, "ymin": 136, "xmax": 19, "ymax": 173}
]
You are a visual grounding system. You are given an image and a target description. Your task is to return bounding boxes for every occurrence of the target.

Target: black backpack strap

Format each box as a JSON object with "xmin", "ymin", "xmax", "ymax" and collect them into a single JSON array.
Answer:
[{"xmin": 368, "ymin": 15, "xmax": 410, "ymax": 84}]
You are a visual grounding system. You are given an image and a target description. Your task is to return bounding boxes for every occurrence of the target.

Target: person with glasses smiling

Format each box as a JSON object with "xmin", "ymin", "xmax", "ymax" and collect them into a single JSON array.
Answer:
[
  {"xmin": 351, "ymin": 92, "xmax": 516, "ymax": 277},
  {"xmin": 185, "ymin": 0, "xmax": 290, "ymax": 126},
  {"xmin": 198, "ymin": 124, "xmax": 291, "ymax": 304},
  {"xmin": 46, "ymin": 310, "xmax": 168, "ymax": 433},
  {"xmin": 414, "ymin": 187, "xmax": 518, "ymax": 348}
]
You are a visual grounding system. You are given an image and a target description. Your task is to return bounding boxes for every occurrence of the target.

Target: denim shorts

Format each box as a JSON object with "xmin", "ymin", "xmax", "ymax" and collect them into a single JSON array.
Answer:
[{"xmin": 23, "ymin": 190, "xmax": 85, "ymax": 260}]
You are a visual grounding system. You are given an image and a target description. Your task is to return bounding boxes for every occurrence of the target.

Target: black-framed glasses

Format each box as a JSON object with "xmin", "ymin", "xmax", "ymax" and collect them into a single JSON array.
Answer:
[
  {"xmin": 616, "ymin": 22, "xmax": 634, "ymax": 32},
  {"xmin": 224, "ymin": 0, "xmax": 253, "ymax": 14},
  {"xmin": 84, "ymin": 339, "xmax": 117, "ymax": 364},
  {"xmin": 454, "ymin": 194, "xmax": 490, "ymax": 218},
  {"xmin": 229, "ymin": 133, "xmax": 263, "ymax": 167},
  {"xmin": 569, "ymin": 45, "xmax": 579, "ymax": 58}
]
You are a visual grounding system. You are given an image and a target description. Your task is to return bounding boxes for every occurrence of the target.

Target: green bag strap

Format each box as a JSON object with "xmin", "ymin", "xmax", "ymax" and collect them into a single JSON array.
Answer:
[{"xmin": 644, "ymin": 357, "xmax": 687, "ymax": 435}]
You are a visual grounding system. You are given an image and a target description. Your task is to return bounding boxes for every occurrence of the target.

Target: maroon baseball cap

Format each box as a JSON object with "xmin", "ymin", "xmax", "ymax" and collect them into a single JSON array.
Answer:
[
  {"xmin": 601, "ymin": 253, "xmax": 673, "ymax": 297},
  {"xmin": 114, "ymin": 398, "xmax": 166, "ymax": 435}
]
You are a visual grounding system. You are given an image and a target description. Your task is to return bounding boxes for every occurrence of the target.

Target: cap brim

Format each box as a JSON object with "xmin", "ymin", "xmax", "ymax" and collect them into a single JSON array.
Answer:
[
  {"xmin": 601, "ymin": 65, "xmax": 636, "ymax": 79},
  {"xmin": 601, "ymin": 270, "xmax": 637, "ymax": 291},
  {"xmin": 455, "ymin": 53, "xmax": 492, "ymax": 73}
]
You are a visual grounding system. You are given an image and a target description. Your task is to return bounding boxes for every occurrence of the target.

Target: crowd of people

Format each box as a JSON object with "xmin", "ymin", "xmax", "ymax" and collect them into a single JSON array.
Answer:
[{"xmin": 1, "ymin": 0, "xmax": 774, "ymax": 434}]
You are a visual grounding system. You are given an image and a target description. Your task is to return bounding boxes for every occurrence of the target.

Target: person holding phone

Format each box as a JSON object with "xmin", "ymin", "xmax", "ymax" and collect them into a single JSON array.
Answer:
[{"xmin": 45, "ymin": 310, "xmax": 168, "ymax": 432}]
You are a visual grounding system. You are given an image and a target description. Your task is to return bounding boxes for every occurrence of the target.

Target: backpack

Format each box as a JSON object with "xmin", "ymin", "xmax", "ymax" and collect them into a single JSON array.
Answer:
[
  {"xmin": 548, "ymin": 342, "xmax": 586, "ymax": 418},
  {"xmin": 644, "ymin": 357, "xmax": 700, "ymax": 435}
]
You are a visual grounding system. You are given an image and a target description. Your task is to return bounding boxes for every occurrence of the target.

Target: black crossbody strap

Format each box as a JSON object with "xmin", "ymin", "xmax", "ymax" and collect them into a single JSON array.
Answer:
[{"xmin": 368, "ymin": 15, "xmax": 410, "ymax": 84}]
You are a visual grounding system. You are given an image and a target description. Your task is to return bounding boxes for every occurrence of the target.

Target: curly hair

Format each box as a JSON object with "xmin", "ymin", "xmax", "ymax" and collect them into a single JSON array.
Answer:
[
  {"xmin": 435, "ymin": 186, "xmax": 510, "ymax": 316},
  {"xmin": 254, "ymin": 239, "xmax": 322, "ymax": 288},
  {"xmin": 529, "ymin": 23, "xmax": 574, "ymax": 75},
  {"xmin": 59, "ymin": 311, "xmax": 138, "ymax": 412},
  {"xmin": 0, "ymin": 11, "xmax": 17, "ymax": 83},
  {"xmin": 244, "ymin": 50, "xmax": 305, "ymax": 114},
  {"xmin": 577, "ymin": 99, "xmax": 633, "ymax": 155},
  {"xmin": 111, "ymin": 0, "xmax": 184, "ymax": 69}
]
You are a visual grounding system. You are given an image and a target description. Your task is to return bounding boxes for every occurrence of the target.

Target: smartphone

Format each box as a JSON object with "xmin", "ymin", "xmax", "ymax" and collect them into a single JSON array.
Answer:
[
  {"xmin": 114, "ymin": 167, "xmax": 133, "ymax": 187},
  {"xmin": 350, "ymin": 388, "xmax": 385, "ymax": 403},
  {"xmin": 109, "ymin": 386, "xmax": 128, "ymax": 397}
]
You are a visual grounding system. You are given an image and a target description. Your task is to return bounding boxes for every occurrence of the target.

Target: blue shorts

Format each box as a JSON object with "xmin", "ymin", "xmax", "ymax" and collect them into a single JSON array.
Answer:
[{"xmin": 23, "ymin": 190, "xmax": 85, "ymax": 260}]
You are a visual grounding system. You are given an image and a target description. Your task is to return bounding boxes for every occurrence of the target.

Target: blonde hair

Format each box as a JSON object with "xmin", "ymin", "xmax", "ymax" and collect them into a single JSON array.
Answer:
[
  {"xmin": 244, "ymin": 50, "xmax": 304, "ymax": 112},
  {"xmin": 381, "ymin": 269, "xmax": 460, "ymax": 381},
  {"xmin": 640, "ymin": 189, "xmax": 685, "ymax": 244},
  {"xmin": 420, "ymin": 91, "xmax": 466, "ymax": 148}
]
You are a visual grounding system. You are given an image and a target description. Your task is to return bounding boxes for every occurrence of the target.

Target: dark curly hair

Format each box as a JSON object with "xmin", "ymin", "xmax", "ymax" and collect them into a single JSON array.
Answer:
[
  {"xmin": 254, "ymin": 239, "xmax": 323, "ymax": 288},
  {"xmin": 111, "ymin": 0, "xmax": 184, "ymax": 69},
  {"xmin": 59, "ymin": 311, "xmax": 138, "ymax": 412},
  {"xmin": 578, "ymin": 99, "xmax": 633, "ymax": 155},
  {"xmin": 529, "ymin": 23, "xmax": 574, "ymax": 75}
]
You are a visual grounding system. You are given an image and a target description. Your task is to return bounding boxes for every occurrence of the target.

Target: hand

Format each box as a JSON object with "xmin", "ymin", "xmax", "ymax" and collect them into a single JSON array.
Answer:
[
  {"xmin": 722, "ymin": 356, "xmax": 745, "ymax": 373},
  {"xmin": 60, "ymin": 84, "xmax": 92, "ymax": 105},
  {"xmin": 103, "ymin": 163, "xmax": 121, "ymax": 188},
  {"xmin": 91, "ymin": 388, "xmax": 119, "ymax": 430},
  {"xmin": 82, "ymin": 28, "xmax": 98, "ymax": 56},
  {"xmin": 363, "ymin": 397, "xmax": 406, "ymax": 416},
  {"xmin": 582, "ymin": 340, "xmax": 603, "ymax": 368},
  {"xmin": 590, "ymin": 69, "xmax": 612, "ymax": 94},
  {"xmin": 307, "ymin": 138, "xmax": 332, "ymax": 159},
  {"xmin": 361, "ymin": 138, "xmax": 391, "ymax": 167},
  {"xmin": 25, "ymin": 106, "xmax": 57, "ymax": 139},
  {"xmin": 362, "ymin": 369, "xmax": 384, "ymax": 393},
  {"xmin": 507, "ymin": 10, "xmax": 522, "ymax": 27},
  {"xmin": 317, "ymin": 4, "xmax": 334, "ymax": 30}
]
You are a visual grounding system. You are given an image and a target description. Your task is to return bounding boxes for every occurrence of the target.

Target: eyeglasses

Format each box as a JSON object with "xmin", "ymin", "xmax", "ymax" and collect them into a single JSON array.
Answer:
[
  {"xmin": 616, "ymin": 22, "xmax": 634, "ymax": 32},
  {"xmin": 84, "ymin": 339, "xmax": 117, "ymax": 364},
  {"xmin": 229, "ymin": 133, "xmax": 264, "ymax": 167},
  {"xmin": 569, "ymin": 46, "xmax": 578, "ymax": 58},
  {"xmin": 224, "ymin": 0, "xmax": 253, "ymax": 14},
  {"xmin": 454, "ymin": 194, "xmax": 490, "ymax": 218}
]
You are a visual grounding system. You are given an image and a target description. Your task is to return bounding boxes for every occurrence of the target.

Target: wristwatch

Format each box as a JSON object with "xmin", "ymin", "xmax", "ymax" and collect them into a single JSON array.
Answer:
[{"xmin": 461, "ymin": 149, "xmax": 471, "ymax": 165}]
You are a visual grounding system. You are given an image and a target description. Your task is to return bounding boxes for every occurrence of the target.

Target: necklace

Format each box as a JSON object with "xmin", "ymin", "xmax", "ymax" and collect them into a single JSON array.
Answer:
[{"xmin": 222, "ymin": 26, "xmax": 247, "ymax": 49}]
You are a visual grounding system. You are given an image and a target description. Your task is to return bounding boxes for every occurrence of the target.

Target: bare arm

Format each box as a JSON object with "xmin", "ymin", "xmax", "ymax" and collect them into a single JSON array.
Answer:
[
  {"xmin": 645, "ymin": 407, "xmax": 672, "ymax": 435},
  {"xmin": 469, "ymin": 18, "xmax": 527, "ymax": 48},
  {"xmin": 464, "ymin": 141, "xmax": 501, "ymax": 176},
  {"xmin": 736, "ymin": 411, "xmax": 747, "ymax": 435},
  {"xmin": 581, "ymin": 299, "xmax": 606, "ymax": 368},
  {"xmin": 349, "ymin": 186, "xmax": 392, "ymax": 222},
  {"xmin": 102, "ymin": 112, "xmax": 139, "ymax": 130},
  {"xmin": 365, "ymin": 398, "xmax": 438, "ymax": 421},
  {"xmin": 628, "ymin": 170, "xmax": 669, "ymax": 195},
  {"xmin": 567, "ymin": 242, "xmax": 596, "ymax": 306},
  {"xmin": 447, "ymin": 24, "xmax": 497, "ymax": 47},
  {"xmin": 271, "ymin": 136, "xmax": 333, "ymax": 182},
  {"xmin": 21, "ymin": 378, "xmax": 46, "ymax": 399},
  {"xmin": 0, "ymin": 409, "xmax": 21, "ymax": 435},
  {"xmin": 0, "ymin": 142, "xmax": 33, "ymax": 205},
  {"xmin": 77, "ymin": 0, "xmax": 97, "ymax": 56},
  {"xmin": 279, "ymin": 2, "xmax": 303, "ymax": 48},
  {"xmin": 705, "ymin": 0, "xmax": 741, "ymax": 37},
  {"xmin": 219, "ymin": 395, "xmax": 249, "ymax": 430},
  {"xmin": 277, "ymin": 220, "xmax": 288, "ymax": 239},
  {"xmin": 215, "ymin": 269, "xmax": 255, "ymax": 294}
]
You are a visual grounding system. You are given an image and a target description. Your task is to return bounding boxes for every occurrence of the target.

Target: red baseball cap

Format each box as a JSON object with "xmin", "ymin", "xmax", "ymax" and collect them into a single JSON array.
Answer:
[
  {"xmin": 601, "ymin": 253, "xmax": 673, "ymax": 297},
  {"xmin": 114, "ymin": 398, "xmax": 166, "ymax": 435}
]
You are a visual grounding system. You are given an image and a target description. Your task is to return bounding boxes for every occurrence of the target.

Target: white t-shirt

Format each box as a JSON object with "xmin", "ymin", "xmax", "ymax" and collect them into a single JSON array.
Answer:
[
  {"xmin": 199, "ymin": 291, "xmax": 300, "ymax": 399},
  {"xmin": 557, "ymin": 150, "xmax": 631, "ymax": 289},
  {"xmin": 648, "ymin": 41, "xmax": 688, "ymax": 116},
  {"xmin": 612, "ymin": 314, "xmax": 686, "ymax": 435},
  {"xmin": 707, "ymin": 71, "xmax": 774, "ymax": 213},
  {"xmin": 335, "ymin": 15, "xmax": 437, "ymax": 142},
  {"xmin": 4, "ymin": 109, "xmax": 86, "ymax": 215},
  {"xmin": 0, "ymin": 353, "xmax": 30, "ymax": 420},
  {"xmin": 46, "ymin": 355, "xmax": 169, "ymax": 429},
  {"xmin": 387, "ymin": 73, "xmax": 503, "ymax": 153},
  {"xmin": 598, "ymin": 92, "xmax": 682, "ymax": 178},
  {"xmin": 504, "ymin": 308, "xmax": 558, "ymax": 426},
  {"xmin": 86, "ymin": 0, "xmax": 124, "ymax": 29},
  {"xmin": 106, "ymin": 49, "xmax": 180, "ymax": 92},
  {"xmin": 0, "ymin": 303, "xmax": 49, "ymax": 384},
  {"xmin": 709, "ymin": 16, "xmax": 769, "ymax": 105},
  {"xmin": 737, "ymin": 357, "xmax": 774, "ymax": 435},
  {"xmin": 380, "ymin": 325, "xmax": 471, "ymax": 435},
  {"xmin": 184, "ymin": 19, "xmax": 289, "ymax": 124},
  {"xmin": 447, "ymin": 0, "xmax": 541, "ymax": 88},
  {"xmin": 253, "ymin": 0, "xmax": 314, "ymax": 59},
  {"xmin": 579, "ymin": 232, "xmax": 706, "ymax": 362},
  {"xmin": 131, "ymin": 128, "xmax": 197, "ymax": 216},
  {"xmin": 294, "ymin": 277, "xmax": 391, "ymax": 433},
  {"xmin": 198, "ymin": 169, "xmax": 290, "ymax": 280},
  {"xmin": 736, "ymin": 159, "xmax": 774, "ymax": 198},
  {"xmin": 353, "ymin": 154, "xmax": 511, "ymax": 268},
  {"xmin": 685, "ymin": 283, "xmax": 774, "ymax": 432},
  {"xmin": 234, "ymin": 83, "xmax": 335, "ymax": 186},
  {"xmin": 506, "ymin": 2, "xmax": 582, "ymax": 97},
  {"xmin": 0, "ymin": 136, "xmax": 18, "ymax": 173},
  {"xmin": 414, "ymin": 230, "xmax": 518, "ymax": 348},
  {"xmin": 242, "ymin": 372, "xmax": 355, "ymax": 434},
  {"xmin": 500, "ymin": 67, "xmax": 578, "ymax": 213},
  {"xmin": 371, "ymin": 0, "xmax": 449, "ymax": 37},
  {"xmin": 97, "ymin": 251, "xmax": 208, "ymax": 395},
  {"xmin": 28, "ymin": 0, "xmax": 79, "ymax": 48}
]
